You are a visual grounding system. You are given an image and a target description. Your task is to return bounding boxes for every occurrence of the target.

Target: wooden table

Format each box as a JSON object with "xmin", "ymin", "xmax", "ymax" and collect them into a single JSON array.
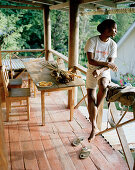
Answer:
[{"xmin": 23, "ymin": 58, "xmax": 85, "ymax": 125}]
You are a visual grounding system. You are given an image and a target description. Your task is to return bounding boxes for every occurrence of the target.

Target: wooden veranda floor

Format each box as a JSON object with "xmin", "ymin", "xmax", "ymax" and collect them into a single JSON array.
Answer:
[{"xmin": 3, "ymin": 91, "xmax": 128, "ymax": 170}]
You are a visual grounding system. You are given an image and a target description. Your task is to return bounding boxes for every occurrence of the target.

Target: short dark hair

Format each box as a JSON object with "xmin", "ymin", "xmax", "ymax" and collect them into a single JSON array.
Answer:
[{"xmin": 97, "ymin": 19, "xmax": 116, "ymax": 34}]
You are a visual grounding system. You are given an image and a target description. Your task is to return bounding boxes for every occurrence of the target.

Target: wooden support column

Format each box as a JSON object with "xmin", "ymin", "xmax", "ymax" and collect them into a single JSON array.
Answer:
[
  {"xmin": 43, "ymin": 5, "xmax": 52, "ymax": 61},
  {"xmin": 0, "ymin": 45, "xmax": 2, "ymax": 66},
  {"xmin": 0, "ymin": 78, "xmax": 8, "ymax": 170},
  {"xmin": 68, "ymin": 0, "xmax": 80, "ymax": 106}
]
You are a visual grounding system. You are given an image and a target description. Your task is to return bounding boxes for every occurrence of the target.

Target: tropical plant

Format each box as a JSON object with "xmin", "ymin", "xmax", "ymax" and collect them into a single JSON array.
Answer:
[{"xmin": 119, "ymin": 73, "xmax": 135, "ymax": 87}]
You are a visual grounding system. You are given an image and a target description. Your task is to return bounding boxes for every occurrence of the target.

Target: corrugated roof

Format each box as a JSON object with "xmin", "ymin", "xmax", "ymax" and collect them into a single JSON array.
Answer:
[{"xmin": 2, "ymin": 58, "xmax": 33, "ymax": 70}]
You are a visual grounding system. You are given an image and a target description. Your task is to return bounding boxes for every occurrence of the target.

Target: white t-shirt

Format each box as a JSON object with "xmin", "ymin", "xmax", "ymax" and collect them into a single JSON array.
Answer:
[{"xmin": 84, "ymin": 35, "xmax": 117, "ymax": 80}]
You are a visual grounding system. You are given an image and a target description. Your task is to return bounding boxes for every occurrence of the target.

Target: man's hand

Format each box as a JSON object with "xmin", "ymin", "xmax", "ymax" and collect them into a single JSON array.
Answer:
[
  {"xmin": 107, "ymin": 62, "xmax": 118, "ymax": 72},
  {"xmin": 92, "ymin": 69, "xmax": 102, "ymax": 78}
]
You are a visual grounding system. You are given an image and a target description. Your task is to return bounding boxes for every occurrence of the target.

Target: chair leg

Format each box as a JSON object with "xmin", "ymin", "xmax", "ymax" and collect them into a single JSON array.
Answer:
[
  {"xmin": 27, "ymin": 97, "xmax": 30, "ymax": 120},
  {"xmin": 9, "ymin": 101, "xmax": 11, "ymax": 113},
  {"xmin": 6, "ymin": 99, "xmax": 10, "ymax": 121},
  {"xmin": 28, "ymin": 74, "xmax": 31, "ymax": 88},
  {"xmin": 34, "ymin": 84, "xmax": 36, "ymax": 98}
]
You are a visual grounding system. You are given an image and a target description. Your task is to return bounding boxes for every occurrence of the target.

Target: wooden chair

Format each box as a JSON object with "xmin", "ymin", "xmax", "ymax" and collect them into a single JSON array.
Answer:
[
  {"xmin": 2, "ymin": 64, "xmax": 23, "ymax": 89},
  {"xmin": 8, "ymin": 78, "xmax": 22, "ymax": 89},
  {"xmin": 1, "ymin": 65, "xmax": 30, "ymax": 121}
]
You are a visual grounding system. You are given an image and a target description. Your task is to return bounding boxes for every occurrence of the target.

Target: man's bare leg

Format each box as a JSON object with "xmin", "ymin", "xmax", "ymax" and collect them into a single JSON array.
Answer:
[
  {"xmin": 97, "ymin": 78, "xmax": 109, "ymax": 109},
  {"xmin": 88, "ymin": 78, "xmax": 109, "ymax": 142},
  {"xmin": 87, "ymin": 89, "xmax": 99, "ymax": 142}
]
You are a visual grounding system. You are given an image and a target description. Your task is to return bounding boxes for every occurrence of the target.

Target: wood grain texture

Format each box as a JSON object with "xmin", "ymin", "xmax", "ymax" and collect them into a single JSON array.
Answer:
[{"xmin": 2, "ymin": 92, "xmax": 128, "ymax": 170}]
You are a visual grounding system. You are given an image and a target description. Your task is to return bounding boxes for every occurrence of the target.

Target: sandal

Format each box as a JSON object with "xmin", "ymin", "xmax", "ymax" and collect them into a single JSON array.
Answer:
[
  {"xmin": 79, "ymin": 146, "xmax": 91, "ymax": 159},
  {"xmin": 72, "ymin": 137, "xmax": 84, "ymax": 147}
]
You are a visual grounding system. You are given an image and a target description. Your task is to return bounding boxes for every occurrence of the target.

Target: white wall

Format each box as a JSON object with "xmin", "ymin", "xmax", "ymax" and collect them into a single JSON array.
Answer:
[{"xmin": 111, "ymin": 28, "xmax": 135, "ymax": 81}]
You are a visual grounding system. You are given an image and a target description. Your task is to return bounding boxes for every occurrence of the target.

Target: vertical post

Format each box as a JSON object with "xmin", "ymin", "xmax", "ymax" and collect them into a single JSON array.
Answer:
[
  {"xmin": 43, "ymin": 6, "xmax": 52, "ymax": 61},
  {"xmin": 9, "ymin": 53, "xmax": 13, "ymax": 79},
  {"xmin": 0, "ymin": 45, "xmax": 2, "ymax": 66},
  {"xmin": 41, "ymin": 91, "xmax": 45, "ymax": 125},
  {"xmin": 0, "ymin": 83, "xmax": 8, "ymax": 170},
  {"xmin": 68, "ymin": 0, "xmax": 80, "ymax": 106},
  {"xmin": 0, "ymin": 47, "xmax": 6, "ymax": 108}
]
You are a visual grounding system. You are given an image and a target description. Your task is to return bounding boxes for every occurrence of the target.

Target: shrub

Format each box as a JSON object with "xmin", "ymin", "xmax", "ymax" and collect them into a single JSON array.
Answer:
[{"xmin": 119, "ymin": 73, "xmax": 135, "ymax": 87}]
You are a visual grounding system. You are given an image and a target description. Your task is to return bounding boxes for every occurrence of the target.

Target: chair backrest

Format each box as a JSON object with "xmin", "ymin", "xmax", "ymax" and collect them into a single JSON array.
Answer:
[{"xmin": 1, "ymin": 65, "xmax": 9, "ymax": 96}]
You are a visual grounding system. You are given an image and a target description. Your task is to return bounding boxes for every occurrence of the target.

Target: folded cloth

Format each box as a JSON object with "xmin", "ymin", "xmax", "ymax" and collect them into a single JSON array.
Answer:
[{"xmin": 106, "ymin": 85, "xmax": 135, "ymax": 106}]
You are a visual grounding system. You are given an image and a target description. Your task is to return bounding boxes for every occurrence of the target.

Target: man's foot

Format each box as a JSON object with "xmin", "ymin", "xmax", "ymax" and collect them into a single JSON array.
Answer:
[{"xmin": 88, "ymin": 128, "xmax": 99, "ymax": 142}]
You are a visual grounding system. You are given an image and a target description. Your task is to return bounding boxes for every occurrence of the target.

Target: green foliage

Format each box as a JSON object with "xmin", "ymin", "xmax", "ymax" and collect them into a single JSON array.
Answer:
[
  {"xmin": 113, "ymin": 13, "xmax": 135, "ymax": 42},
  {"xmin": 0, "ymin": 11, "xmax": 23, "ymax": 50},
  {"xmin": 50, "ymin": 10, "xmax": 69, "ymax": 56},
  {"xmin": 119, "ymin": 73, "xmax": 135, "ymax": 87},
  {"xmin": 0, "ymin": 5, "xmax": 135, "ymax": 60},
  {"xmin": 16, "ymin": 10, "xmax": 44, "ymax": 50}
]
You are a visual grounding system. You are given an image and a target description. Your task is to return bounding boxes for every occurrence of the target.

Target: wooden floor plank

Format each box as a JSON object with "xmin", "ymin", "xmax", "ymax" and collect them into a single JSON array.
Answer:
[
  {"xmin": 3, "ymin": 124, "xmax": 11, "ymax": 170},
  {"xmin": 3, "ymin": 91, "xmax": 129, "ymax": 170},
  {"xmin": 31, "ymin": 108, "xmax": 64, "ymax": 170},
  {"xmin": 49, "ymin": 92, "xmax": 128, "ymax": 170},
  {"xmin": 47, "ymin": 94, "xmax": 90, "ymax": 170},
  {"xmin": 10, "ymin": 142, "xmax": 25, "ymax": 170},
  {"xmin": 18, "ymin": 123, "xmax": 39, "ymax": 170},
  {"xmin": 44, "ymin": 111, "xmax": 76, "ymax": 170},
  {"xmin": 95, "ymin": 135, "xmax": 129, "ymax": 170},
  {"xmin": 51, "ymin": 133, "xmax": 76, "ymax": 170},
  {"xmin": 29, "ymin": 116, "xmax": 55, "ymax": 170},
  {"xmin": 48, "ymin": 94, "xmax": 99, "ymax": 170}
]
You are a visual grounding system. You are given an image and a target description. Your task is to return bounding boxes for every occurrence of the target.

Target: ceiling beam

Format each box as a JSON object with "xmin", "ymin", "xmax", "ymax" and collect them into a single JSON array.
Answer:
[
  {"xmin": 80, "ymin": 3, "xmax": 99, "ymax": 10},
  {"xmin": 49, "ymin": 0, "xmax": 104, "ymax": 10},
  {"xmin": 81, "ymin": 7, "xmax": 135, "ymax": 15},
  {"xmin": 50, "ymin": 2, "xmax": 69, "ymax": 10},
  {"xmin": 92, "ymin": 1, "xmax": 117, "ymax": 8},
  {"xmin": 50, "ymin": 0, "xmax": 67, "ymax": 2},
  {"xmin": 79, "ymin": 0, "xmax": 103, "ymax": 4},
  {"xmin": 114, "ymin": 0, "xmax": 135, "ymax": 2},
  {"xmin": 28, "ymin": 0, "xmax": 56, "ymax": 5}
]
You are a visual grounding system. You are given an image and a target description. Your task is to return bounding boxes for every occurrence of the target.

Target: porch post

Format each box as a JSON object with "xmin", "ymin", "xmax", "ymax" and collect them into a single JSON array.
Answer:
[
  {"xmin": 68, "ymin": 0, "xmax": 80, "ymax": 106},
  {"xmin": 0, "ymin": 68, "xmax": 8, "ymax": 170},
  {"xmin": 43, "ymin": 6, "xmax": 52, "ymax": 61},
  {"xmin": 0, "ymin": 45, "xmax": 2, "ymax": 66}
]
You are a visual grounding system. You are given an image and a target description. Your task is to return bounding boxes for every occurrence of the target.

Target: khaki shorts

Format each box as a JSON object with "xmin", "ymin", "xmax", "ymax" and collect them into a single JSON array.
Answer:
[{"xmin": 86, "ymin": 69, "xmax": 110, "ymax": 89}]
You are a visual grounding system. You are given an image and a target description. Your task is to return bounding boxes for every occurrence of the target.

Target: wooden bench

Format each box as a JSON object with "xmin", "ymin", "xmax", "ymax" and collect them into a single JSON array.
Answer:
[{"xmin": 1, "ymin": 65, "xmax": 30, "ymax": 121}]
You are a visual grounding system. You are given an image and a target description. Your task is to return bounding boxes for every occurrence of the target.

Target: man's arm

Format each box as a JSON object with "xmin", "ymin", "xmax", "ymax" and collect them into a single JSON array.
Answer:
[
  {"xmin": 87, "ymin": 52, "xmax": 118, "ymax": 70},
  {"xmin": 87, "ymin": 52, "xmax": 118, "ymax": 78}
]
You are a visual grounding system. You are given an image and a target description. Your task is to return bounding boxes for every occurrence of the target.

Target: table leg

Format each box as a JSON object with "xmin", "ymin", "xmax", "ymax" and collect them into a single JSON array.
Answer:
[
  {"xmin": 28, "ymin": 74, "xmax": 31, "ymax": 88},
  {"xmin": 34, "ymin": 84, "xmax": 36, "ymax": 98},
  {"xmin": 69, "ymin": 88, "xmax": 75, "ymax": 121},
  {"xmin": 41, "ymin": 91, "xmax": 45, "ymax": 125}
]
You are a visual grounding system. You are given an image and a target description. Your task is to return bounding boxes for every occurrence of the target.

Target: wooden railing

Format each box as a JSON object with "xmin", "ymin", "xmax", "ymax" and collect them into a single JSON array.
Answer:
[{"xmin": 1, "ymin": 48, "xmax": 88, "ymax": 109}]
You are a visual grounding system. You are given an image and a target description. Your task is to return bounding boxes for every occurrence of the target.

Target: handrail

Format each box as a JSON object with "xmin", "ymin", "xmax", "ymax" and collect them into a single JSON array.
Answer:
[
  {"xmin": 1, "ymin": 48, "xmax": 87, "ymax": 109},
  {"xmin": 1, "ymin": 49, "xmax": 45, "ymax": 53},
  {"xmin": 1, "ymin": 48, "xmax": 87, "ymax": 76},
  {"xmin": 49, "ymin": 49, "xmax": 87, "ymax": 75},
  {"xmin": 49, "ymin": 49, "xmax": 68, "ymax": 63}
]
